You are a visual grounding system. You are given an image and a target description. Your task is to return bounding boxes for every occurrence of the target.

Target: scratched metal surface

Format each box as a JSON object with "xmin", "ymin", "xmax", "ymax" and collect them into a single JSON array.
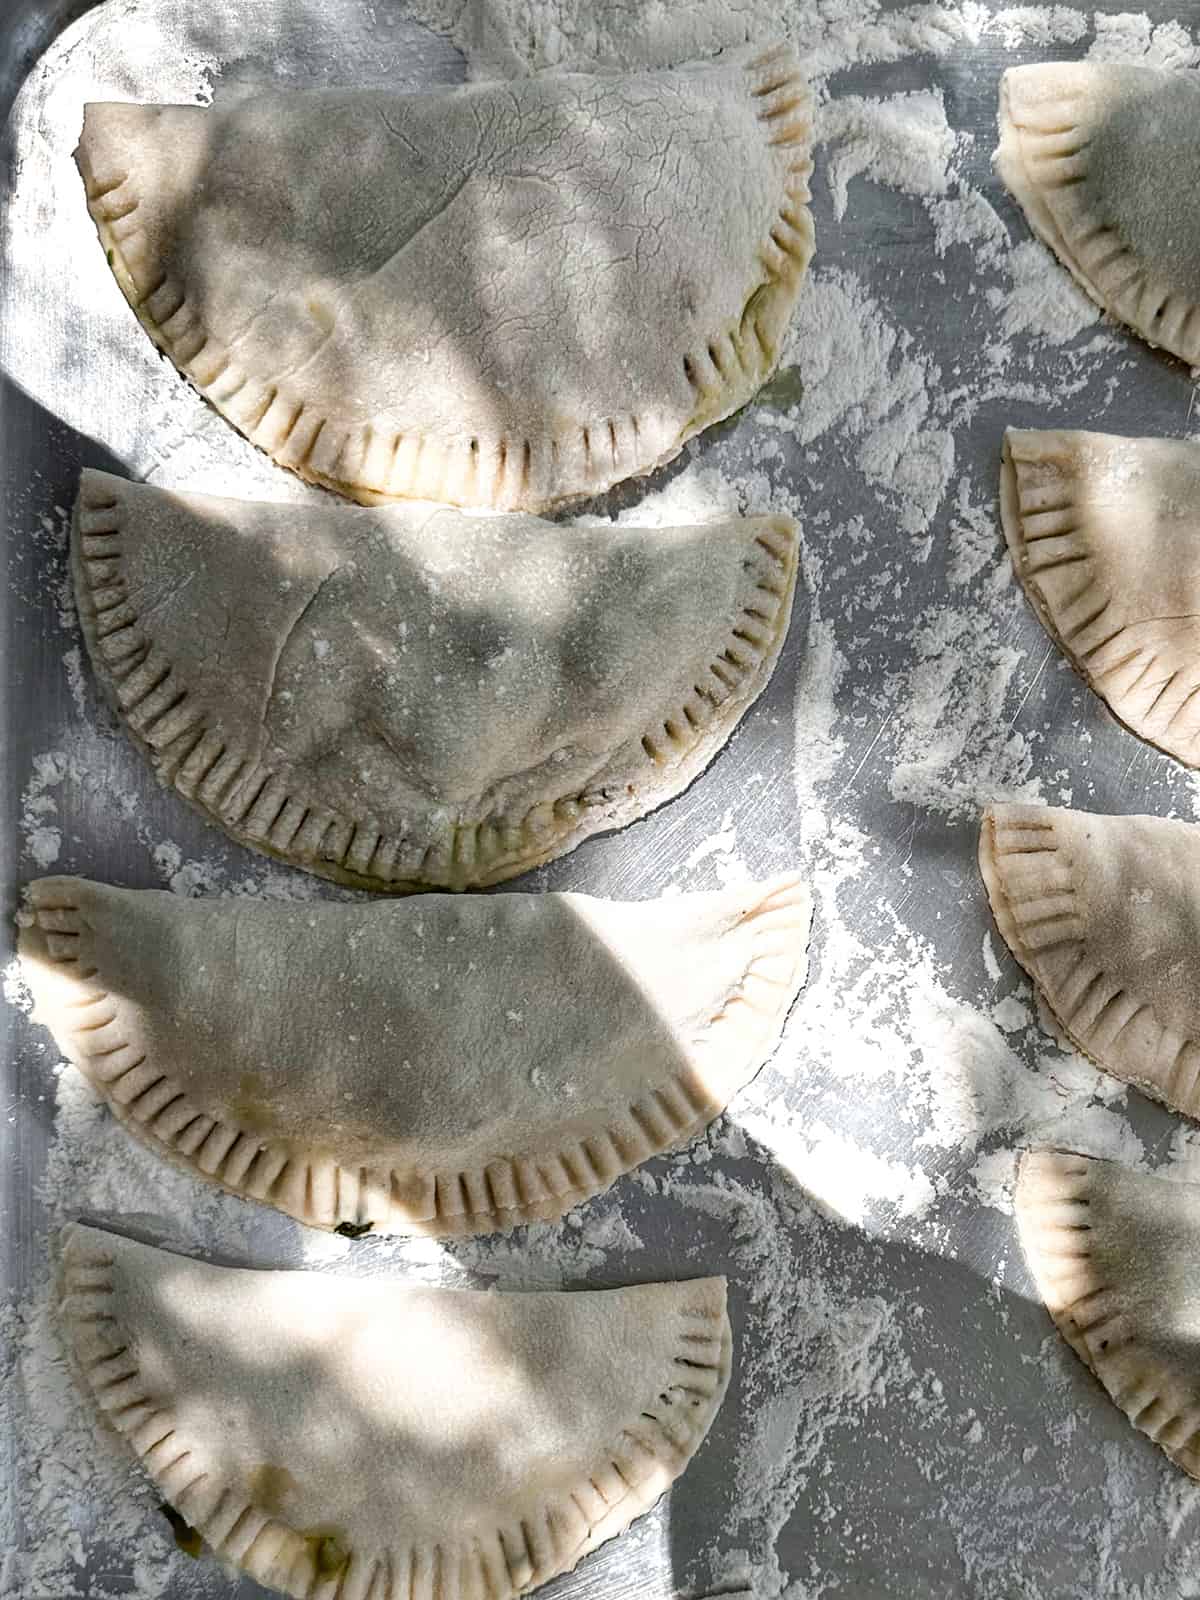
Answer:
[{"xmin": 5, "ymin": 2, "xmax": 1200, "ymax": 1597}]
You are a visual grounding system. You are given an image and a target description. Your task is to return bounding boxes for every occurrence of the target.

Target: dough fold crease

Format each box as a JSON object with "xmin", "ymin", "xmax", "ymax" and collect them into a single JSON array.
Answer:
[
  {"xmin": 61, "ymin": 1223, "xmax": 732, "ymax": 1597},
  {"xmin": 22, "ymin": 873, "xmax": 812, "ymax": 1235},
  {"xmin": 77, "ymin": 44, "xmax": 814, "ymax": 511},
  {"xmin": 1017, "ymin": 1150, "xmax": 1200, "ymax": 1479},
  {"xmin": 72, "ymin": 469, "xmax": 799, "ymax": 891},
  {"xmin": 980, "ymin": 802, "xmax": 1200, "ymax": 1118}
]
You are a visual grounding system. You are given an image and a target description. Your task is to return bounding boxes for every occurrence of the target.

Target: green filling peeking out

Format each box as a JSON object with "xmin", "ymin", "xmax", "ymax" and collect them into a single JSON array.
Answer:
[{"xmin": 160, "ymin": 1502, "xmax": 202, "ymax": 1558}]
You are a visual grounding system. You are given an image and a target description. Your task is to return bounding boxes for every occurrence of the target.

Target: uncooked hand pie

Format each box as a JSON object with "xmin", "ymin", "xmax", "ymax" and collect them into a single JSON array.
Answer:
[
  {"xmin": 980, "ymin": 803, "xmax": 1200, "ymax": 1118},
  {"xmin": 1017, "ymin": 1150, "xmax": 1200, "ymax": 1479},
  {"xmin": 998, "ymin": 63, "xmax": 1200, "ymax": 367},
  {"xmin": 72, "ymin": 470, "xmax": 799, "ymax": 890},
  {"xmin": 77, "ymin": 46, "xmax": 814, "ymax": 511},
  {"xmin": 21, "ymin": 872, "xmax": 811, "ymax": 1235},
  {"xmin": 1000, "ymin": 428, "xmax": 1200, "ymax": 766},
  {"xmin": 61, "ymin": 1223, "xmax": 731, "ymax": 1597}
]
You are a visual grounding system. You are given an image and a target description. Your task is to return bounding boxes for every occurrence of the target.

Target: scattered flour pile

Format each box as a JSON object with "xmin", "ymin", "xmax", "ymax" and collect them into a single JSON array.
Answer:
[
  {"xmin": 6, "ymin": 1, "xmax": 1200, "ymax": 1598},
  {"xmin": 819, "ymin": 90, "xmax": 959, "ymax": 221}
]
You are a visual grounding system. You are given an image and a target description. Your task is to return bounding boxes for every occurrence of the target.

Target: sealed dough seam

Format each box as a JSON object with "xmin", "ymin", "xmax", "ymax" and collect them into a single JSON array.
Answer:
[
  {"xmin": 21, "ymin": 874, "xmax": 810, "ymax": 1236},
  {"xmin": 60, "ymin": 1227, "xmax": 734, "ymax": 1599},
  {"xmin": 78, "ymin": 45, "xmax": 814, "ymax": 513},
  {"xmin": 72, "ymin": 473, "xmax": 799, "ymax": 892}
]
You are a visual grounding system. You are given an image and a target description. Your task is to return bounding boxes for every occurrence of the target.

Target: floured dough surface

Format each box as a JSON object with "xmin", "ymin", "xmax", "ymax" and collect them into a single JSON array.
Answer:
[
  {"xmin": 61, "ymin": 1223, "xmax": 731, "ymax": 1598},
  {"xmin": 998, "ymin": 63, "xmax": 1200, "ymax": 367},
  {"xmin": 21, "ymin": 874, "xmax": 811, "ymax": 1235},
  {"xmin": 980, "ymin": 803, "xmax": 1200, "ymax": 1117},
  {"xmin": 72, "ymin": 469, "xmax": 799, "ymax": 890},
  {"xmin": 76, "ymin": 45, "xmax": 814, "ymax": 510},
  {"xmin": 1017, "ymin": 1150, "xmax": 1200, "ymax": 1478},
  {"xmin": 1000, "ymin": 428, "xmax": 1200, "ymax": 767}
]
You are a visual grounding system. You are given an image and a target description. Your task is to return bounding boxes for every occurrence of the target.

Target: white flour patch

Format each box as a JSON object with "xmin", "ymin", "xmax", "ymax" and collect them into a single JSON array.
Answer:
[
  {"xmin": 416, "ymin": 0, "xmax": 1106, "ymax": 81},
  {"xmin": 2, "ymin": 959, "xmax": 32, "ymax": 1016},
  {"xmin": 20, "ymin": 751, "xmax": 73, "ymax": 868},
  {"xmin": 988, "ymin": 238, "xmax": 1102, "ymax": 346},
  {"xmin": 683, "ymin": 810, "xmax": 754, "ymax": 887},
  {"xmin": 61, "ymin": 647, "xmax": 87, "ymax": 718},
  {"xmin": 782, "ymin": 269, "xmax": 956, "ymax": 536},
  {"xmin": 992, "ymin": 993, "xmax": 1031, "ymax": 1033},
  {"xmin": 889, "ymin": 603, "xmax": 1044, "ymax": 819},
  {"xmin": 151, "ymin": 842, "xmax": 225, "ymax": 897},
  {"xmin": 8, "ymin": 1, "xmax": 1200, "ymax": 1598},
  {"xmin": 927, "ymin": 187, "xmax": 1010, "ymax": 269},
  {"xmin": 759, "ymin": 1118, "xmax": 937, "ymax": 1224},
  {"xmin": 984, "ymin": 4, "xmax": 1088, "ymax": 47},
  {"xmin": 609, "ymin": 462, "xmax": 747, "ymax": 527},
  {"xmin": 945, "ymin": 475, "xmax": 1002, "ymax": 589},
  {"xmin": 819, "ymin": 89, "xmax": 958, "ymax": 221},
  {"xmin": 1087, "ymin": 10, "xmax": 1200, "ymax": 64},
  {"xmin": 792, "ymin": 616, "xmax": 847, "ymax": 802}
]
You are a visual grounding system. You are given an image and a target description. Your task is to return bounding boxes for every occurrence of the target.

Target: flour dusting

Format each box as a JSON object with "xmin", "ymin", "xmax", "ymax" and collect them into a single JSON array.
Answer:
[
  {"xmin": 6, "ymin": 0, "xmax": 1200, "ymax": 1597},
  {"xmin": 820, "ymin": 89, "xmax": 958, "ymax": 221},
  {"xmin": 988, "ymin": 238, "xmax": 1101, "ymax": 346}
]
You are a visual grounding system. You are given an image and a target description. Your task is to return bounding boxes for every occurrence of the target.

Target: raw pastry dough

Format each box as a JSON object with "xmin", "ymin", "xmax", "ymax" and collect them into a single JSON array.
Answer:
[
  {"xmin": 998, "ymin": 63, "xmax": 1200, "ymax": 366},
  {"xmin": 1017, "ymin": 1150, "xmax": 1200, "ymax": 1479},
  {"xmin": 76, "ymin": 46, "xmax": 814, "ymax": 511},
  {"xmin": 21, "ymin": 873, "xmax": 811, "ymax": 1235},
  {"xmin": 1001, "ymin": 428, "xmax": 1200, "ymax": 766},
  {"xmin": 71, "ymin": 470, "xmax": 799, "ymax": 891},
  {"xmin": 23, "ymin": 876, "xmax": 812, "ymax": 1235},
  {"xmin": 980, "ymin": 803, "xmax": 1200, "ymax": 1118},
  {"xmin": 61, "ymin": 1223, "xmax": 731, "ymax": 1597}
]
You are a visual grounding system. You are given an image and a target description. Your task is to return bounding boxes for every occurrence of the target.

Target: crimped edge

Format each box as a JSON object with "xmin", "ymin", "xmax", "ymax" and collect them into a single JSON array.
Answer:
[
  {"xmin": 71, "ymin": 468, "xmax": 800, "ymax": 893},
  {"xmin": 60, "ymin": 1224, "xmax": 733, "ymax": 1597},
  {"xmin": 997, "ymin": 64, "xmax": 1200, "ymax": 367},
  {"xmin": 1015, "ymin": 1148, "xmax": 1200, "ymax": 1478},
  {"xmin": 76, "ymin": 43, "xmax": 814, "ymax": 513},
  {"xmin": 979, "ymin": 802, "xmax": 1200, "ymax": 1117},
  {"xmin": 22, "ymin": 872, "xmax": 811, "ymax": 1236},
  {"xmin": 1000, "ymin": 426, "xmax": 1200, "ymax": 768}
]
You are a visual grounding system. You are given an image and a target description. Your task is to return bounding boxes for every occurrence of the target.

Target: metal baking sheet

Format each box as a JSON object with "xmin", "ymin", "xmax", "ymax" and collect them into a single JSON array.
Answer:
[{"xmin": 5, "ymin": 3, "xmax": 1200, "ymax": 1597}]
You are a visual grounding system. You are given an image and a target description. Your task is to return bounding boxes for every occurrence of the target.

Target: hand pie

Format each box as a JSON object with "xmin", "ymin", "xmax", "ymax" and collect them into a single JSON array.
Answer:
[
  {"xmin": 20, "ymin": 872, "xmax": 811, "ymax": 1235},
  {"xmin": 980, "ymin": 803, "xmax": 1200, "ymax": 1118},
  {"xmin": 72, "ymin": 470, "xmax": 798, "ymax": 891},
  {"xmin": 61, "ymin": 1223, "xmax": 731, "ymax": 1597},
  {"xmin": 76, "ymin": 46, "xmax": 814, "ymax": 511},
  {"xmin": 1017, "ymin": 1150, "xmax": 1200, "ymax": 1479},
  {"xmin": 1000, "ymin": 428, "xmax": 1200, "ymax": 766},
  {"xmin": 998, "ymin": 63, "xmax": 1200, "ymax": 366}
]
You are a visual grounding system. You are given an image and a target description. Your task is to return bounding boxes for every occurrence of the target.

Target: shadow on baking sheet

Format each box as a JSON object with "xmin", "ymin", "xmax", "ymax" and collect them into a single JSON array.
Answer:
[
  {"xmin": 9, "ymin": 887, "xmax": 1179, "ymax": 1600},
  {"xmin": 432, "ymin": 1125, "xmax": 1167, "ymax": 1600},
  {"xmin": 0, "ymin": 375, "xmax": 129, "ymax": 1253},
  {"xmin": 2, "ymin": 0, "xmax": 779, "ymax": 524},
  {"xmin": 39, "ymin": 1125, "xmax": 1114, "ymax": 1600},
  {"xmin": 0, "ymin": 383, "xmax": 1167, "ymax": 1600}
]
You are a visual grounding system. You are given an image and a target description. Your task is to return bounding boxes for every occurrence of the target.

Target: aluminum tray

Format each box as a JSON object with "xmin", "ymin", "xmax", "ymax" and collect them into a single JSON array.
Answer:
[{"xmin": 4, "ymin": 3, "xmax": 1200, "ymax": 1597}]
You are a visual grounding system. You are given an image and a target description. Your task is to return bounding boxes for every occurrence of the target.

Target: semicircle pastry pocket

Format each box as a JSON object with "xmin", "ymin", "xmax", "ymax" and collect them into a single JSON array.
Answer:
[
  {"xmin": 60, "ymin": 1222, "xmax": 733, "ymax": 1597},
  {"xmin": 1001, "ymin": 428, "xmax": 1200, "ymax": 767},
  {"xmin": 998, "ymin": 62, "xmax": 1200, "ymax": 366},
  {"xmin": 22, "ymin": 871, "xmax": 812, "ymax": 1235},
  {"xmin": 71, "ymin": 469, "xmax": 800, "ymax": 891},
  {"xmin": 1017, "ymin": 1150, "xmax": 1200, "ymax": 1480},
  {"xmin": 76, "ymin": 44, "xmax": 814, "ymax": 511},
  {"xmin": 980, "ymin": 801, "xmax": 1200, "ymax": 1118}
]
